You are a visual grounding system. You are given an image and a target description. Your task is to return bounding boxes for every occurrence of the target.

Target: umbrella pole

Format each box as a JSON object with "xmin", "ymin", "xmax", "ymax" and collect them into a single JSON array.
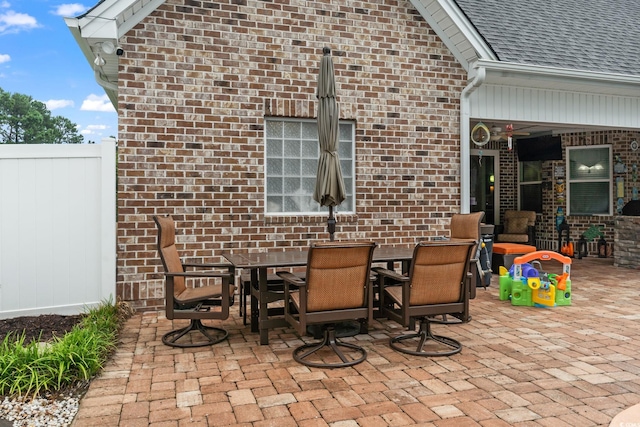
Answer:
[{"xmin": 328, "ymin": 206, "xmax": 336, "ymax": 241}]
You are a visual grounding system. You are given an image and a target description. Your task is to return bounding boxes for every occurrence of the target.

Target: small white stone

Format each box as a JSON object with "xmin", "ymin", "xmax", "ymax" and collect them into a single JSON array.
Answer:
[{"xmin": 1, "ymin": 395, "xmax": 79, "ymax": 427}]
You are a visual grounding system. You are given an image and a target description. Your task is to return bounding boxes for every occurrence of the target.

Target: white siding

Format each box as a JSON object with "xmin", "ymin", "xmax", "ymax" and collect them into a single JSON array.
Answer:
[
  {"xmin": 470, "ymin": 84, "xmax": 640, "ymax": 129},
  {"xmin": 0, "ymin": 141, "xmax": 116, "ymax": 318}
]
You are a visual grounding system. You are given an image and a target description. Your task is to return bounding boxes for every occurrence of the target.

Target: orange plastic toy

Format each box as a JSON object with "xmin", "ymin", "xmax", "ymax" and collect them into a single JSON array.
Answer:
[
  {"xmin": 560, "ymin": 242, "xmax": 574, "ymax": 257},
  {"xmin": 554, "ymin": 273, "xmax": 569, "ymax": 291}
]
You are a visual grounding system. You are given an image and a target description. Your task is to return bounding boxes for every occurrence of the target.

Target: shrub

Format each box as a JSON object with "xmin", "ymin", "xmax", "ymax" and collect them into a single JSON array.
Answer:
[{"xmin": 0, "ymin": 300, "xmax": 129, "ymax": 398}]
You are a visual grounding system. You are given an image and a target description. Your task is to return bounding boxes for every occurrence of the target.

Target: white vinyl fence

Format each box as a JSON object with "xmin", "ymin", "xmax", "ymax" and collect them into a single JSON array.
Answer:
[{"xmin": 0, "ymin": 140, "xmax": 116, "ymax": 318}]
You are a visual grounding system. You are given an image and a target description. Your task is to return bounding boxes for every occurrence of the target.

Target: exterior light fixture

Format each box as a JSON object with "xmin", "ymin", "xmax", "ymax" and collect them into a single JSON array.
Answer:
[
  {"xmin": 93, "ymin": 54, "xmax": 106, "ymax": 67},
  {"xmin": 101, "ymin": 41, "xmax": 116, "ymax": 54},
  {"xmin": 578, "ymin": 163, "xmax": 604, "ymax": 173}
]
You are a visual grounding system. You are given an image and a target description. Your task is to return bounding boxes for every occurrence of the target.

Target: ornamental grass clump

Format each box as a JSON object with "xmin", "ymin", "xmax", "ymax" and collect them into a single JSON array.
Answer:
[{"xmin": 0, "ymin": 300, "xmax": 128, "ymax": 398}]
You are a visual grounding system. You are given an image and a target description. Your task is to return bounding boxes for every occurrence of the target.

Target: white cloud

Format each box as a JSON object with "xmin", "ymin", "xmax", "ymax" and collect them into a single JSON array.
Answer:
[
  {"xmin": 0, "ymin": 53, "xmax": 9, "ymax": 63},
  {"xmin": 0, "ymin": 2, "xmax": 9, "ymax": 9},
  {"xmin": 53, "ymin": 4, "xmax": 89, "ymax": 17},
  {"xmin": 80, "ymin": 123, "xmax": 110, "ymax": 136},
  {"xmin": 0, "ymin": 10, "xmax": 38, "ymax": 34},
  {"xmin": 45, "ymin": 99, "xmax": 74, "ymax": 110},
  {"xmin": 80, "ymin": 94, "xmax": 116, "ymax": 112}
]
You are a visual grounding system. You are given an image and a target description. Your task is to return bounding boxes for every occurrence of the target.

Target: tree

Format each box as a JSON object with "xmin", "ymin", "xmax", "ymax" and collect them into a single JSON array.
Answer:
[{"xmin": 0, "ymin": 88, "xmax": 84, "ymax": 144}]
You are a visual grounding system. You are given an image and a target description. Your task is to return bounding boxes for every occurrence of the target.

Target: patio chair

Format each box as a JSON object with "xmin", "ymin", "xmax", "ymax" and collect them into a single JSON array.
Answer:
[
  {"xmin": 374, "ymin": 240, "xmax": 475, "ymax": 357},
  {"xmin": 450, "ymin": 211, "xmax": 485, "ymax": 296},
  {"xmin": 277, "ymin": 241, "xmax": 377, "ymax": 368},
  {"xmin": 496, "ymin": 210, "xmax": 537, "ymax": 246},
  {"xmin": 153, "ymin": 215, "xmax": 235, "ymax": 348},
  {"xmin": 428, "ymin": 211, "xmax": 484, "ymax": 325}
]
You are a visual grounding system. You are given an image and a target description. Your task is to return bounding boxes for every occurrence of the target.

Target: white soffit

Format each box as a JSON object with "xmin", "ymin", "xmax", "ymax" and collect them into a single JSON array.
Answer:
[
  {"xmin": 64, "ymin": 0, "xmax": 166, "ymax": 108},
  {"xmin": 409, "ymin": 0, "xmax": 496, "ymax": 71},
  {"xmin": 74, "ymin": 0, "xmax": 165, "ymax": 39},
  {"xmin": 468, "ymin": 61, "xmax": 640, "ymax": 130}
]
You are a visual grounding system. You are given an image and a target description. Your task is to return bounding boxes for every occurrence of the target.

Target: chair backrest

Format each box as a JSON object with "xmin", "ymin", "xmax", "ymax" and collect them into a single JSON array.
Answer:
[
  {"xmin": 408, "ymin": 240, "xmax": 475, "ymax": 306},
  {"xmin": 153, "ymin": 215, "xmax": 186, "ymax": 296},
  {"xmin": 304, "ymin": 241, "xmax": 376, "ymax": 312},
  {"xmin": 450, "ymin": 212, "xmax": 484, "ymax": 241},
  {"xmin": 504, "ymin": 210, "xmax": 536, "ymax": 228}
]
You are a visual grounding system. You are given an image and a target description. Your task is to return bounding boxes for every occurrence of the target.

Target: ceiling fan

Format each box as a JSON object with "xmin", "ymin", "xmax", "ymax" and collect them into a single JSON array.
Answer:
[
  {"xmin": 489, "ymin": 125, "xmax": 530, "ymax": 142},
  {"xmin": 471, "ymin": 122, "xmax": 531, "ymax": 150}
]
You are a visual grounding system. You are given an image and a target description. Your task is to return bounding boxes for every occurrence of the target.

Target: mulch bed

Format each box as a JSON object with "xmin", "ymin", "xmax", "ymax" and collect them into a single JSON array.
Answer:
[{"xmin": 0, "ymin": 314, "xmax": 83, "ymax": 343}]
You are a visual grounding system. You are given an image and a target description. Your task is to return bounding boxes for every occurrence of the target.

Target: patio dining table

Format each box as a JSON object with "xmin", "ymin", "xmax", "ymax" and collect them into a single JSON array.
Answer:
[{"xmin": 223, "ymin": 246, "xmax": 414, "ymax": 345}]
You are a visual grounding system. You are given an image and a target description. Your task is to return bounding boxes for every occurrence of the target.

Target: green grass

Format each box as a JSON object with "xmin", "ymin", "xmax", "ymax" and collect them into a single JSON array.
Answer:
[{"xmin": 0, "ymin": 300, "xmax": 130, "ymax": 398}]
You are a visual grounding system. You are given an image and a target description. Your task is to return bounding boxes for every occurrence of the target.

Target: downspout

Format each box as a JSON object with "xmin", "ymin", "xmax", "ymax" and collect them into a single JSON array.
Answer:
[{"xmin": 460, "ymin": 65, "xmax": 485, "ymax": 214}]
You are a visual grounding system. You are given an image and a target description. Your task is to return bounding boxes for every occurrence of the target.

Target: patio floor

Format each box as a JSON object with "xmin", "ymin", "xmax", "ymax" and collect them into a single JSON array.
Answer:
[{"xmin": 72, "ymin": 256, "xmax": 640, "ymax": 427}]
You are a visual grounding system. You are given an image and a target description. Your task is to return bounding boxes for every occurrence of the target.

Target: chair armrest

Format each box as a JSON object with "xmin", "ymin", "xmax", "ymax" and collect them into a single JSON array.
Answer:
[
  {"xmin": 372, "ymin": 267, "xmax": 408, "ymax": 282},
  {"xmin": 527, "ymin": 225, "xmax": 536, "ymax": 245},
  {"xmin": 165, "ymin": 271, "xmax": 232, "ymax": 279},
  {"xmin": 183, "ymin": 262, "xmax": 234, "ymax": 270},
  {"xmin": 467, "ymin": 265, "xmax": 478, "ymax": 298},
  {"xmin": 276, "ymin": 271, "xmax": 306, "ymax": 286}
]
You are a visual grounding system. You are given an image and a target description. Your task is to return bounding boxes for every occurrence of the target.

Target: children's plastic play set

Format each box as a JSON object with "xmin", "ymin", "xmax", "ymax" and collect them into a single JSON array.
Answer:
[{"xmin": 498, "ymin": 250, "xmax": 572, "ymax": 307}]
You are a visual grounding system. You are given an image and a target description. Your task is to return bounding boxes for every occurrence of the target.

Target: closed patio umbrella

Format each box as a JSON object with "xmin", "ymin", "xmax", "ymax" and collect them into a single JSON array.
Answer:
[{"xmin": 314, "ymin": 47, "xmax": 346, "ymax": 241}]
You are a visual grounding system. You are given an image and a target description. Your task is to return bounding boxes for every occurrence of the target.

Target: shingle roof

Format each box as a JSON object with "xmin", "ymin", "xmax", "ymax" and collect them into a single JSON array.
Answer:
[{"xmin": 454, "ymin": 0, "xmax": 640, "ymax": 76}]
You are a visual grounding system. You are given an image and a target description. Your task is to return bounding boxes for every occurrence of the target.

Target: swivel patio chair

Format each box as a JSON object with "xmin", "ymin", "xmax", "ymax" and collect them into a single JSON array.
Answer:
[
  {"xmin": 427, "ymin": 211, "xmax": 484, "ymax": 326},
  {"xmin": 450, "ymin": 211, "xmax": 485, "ymax": 295},
  {"xmin": 277, "ymin": 241, "xmax": 377, "ymax": 368},
  {"xmin": 374, "ymin": 240, "xmax": 475, "ymax": 357},
  {"xmin": 153, "ymin": 215, "xmax": 235, "ymax": 348}
]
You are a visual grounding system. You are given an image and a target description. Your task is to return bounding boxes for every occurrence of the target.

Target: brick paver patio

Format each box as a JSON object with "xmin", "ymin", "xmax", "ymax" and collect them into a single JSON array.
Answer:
[{"xmin": 72, "ymin": 257, "xmax": 640, "ymax": 426}]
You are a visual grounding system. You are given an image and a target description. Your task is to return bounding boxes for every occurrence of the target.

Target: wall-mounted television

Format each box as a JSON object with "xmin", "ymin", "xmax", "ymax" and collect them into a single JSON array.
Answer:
[{"xmin": 516, "ymin": 135, "xmax": 563, "ymax": 161}]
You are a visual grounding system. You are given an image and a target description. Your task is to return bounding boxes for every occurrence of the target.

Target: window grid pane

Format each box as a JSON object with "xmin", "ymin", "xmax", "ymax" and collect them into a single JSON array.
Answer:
[
  {"xmin": 569, "ymin": 147, "xmax": 610, "ymax": 180},
  {"xmin": 301, "ymin": 122, "xmax": 317, "ymax": 139},
  {"xmin": 520, "ymin": 161, "xmax": 542, "ymax": 182},
  {"xmin": 518, "ymin": 161, "xmax": 542, "ymax": 213},
  {"xmin": 266, "ymin": 119, "xmax": 354, "ymax": 214},
  {"xmin": 301, "ymin": 159, "xmax": 317, "ymax": 176},
  {"xmin": 569, "ymin": 182, "xmax": 610, "ymax": 215},
  {"xmin": 520, "ymin": 183, "xmax": 542, "ymax": 212},
  {"xmin": 567, "ymin": 146, "xmax": 611, "ymax": 215}
]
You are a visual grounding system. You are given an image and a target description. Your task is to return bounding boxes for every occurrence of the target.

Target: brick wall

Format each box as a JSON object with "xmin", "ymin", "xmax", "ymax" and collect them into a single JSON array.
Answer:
[{"xmin": 116, "ymin": 0, "xmax": 467, "ymax": 310}]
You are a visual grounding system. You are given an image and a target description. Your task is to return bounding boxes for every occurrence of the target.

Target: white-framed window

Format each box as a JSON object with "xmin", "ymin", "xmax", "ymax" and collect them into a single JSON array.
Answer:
[
  {"xmin": 519, "ymin": 161, "xmax": 542, "ymax": 213},
  {"xmin": 265, "ymin": 118, "xmax": 355, "ymax": 214},
  {"xmin": 567, "ymin": 145, "xmax": 612, "ymax": 215}
]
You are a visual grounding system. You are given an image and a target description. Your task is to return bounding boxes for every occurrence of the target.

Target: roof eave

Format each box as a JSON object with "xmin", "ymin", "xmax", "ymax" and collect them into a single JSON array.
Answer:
[
  {"xmin": 65, "ymin": 17, "xmax": 119, "ymax": 107},
  {"xmin": 409, "ymin": 0, "xmax": 496, "ymax": 71},
  {"xmin": 436, "ymin": 0, "xmax": 496, "ymax": 60},
  {"xmin": 64, "ymin": 0, "xmax": 167, "ymax": 110}
]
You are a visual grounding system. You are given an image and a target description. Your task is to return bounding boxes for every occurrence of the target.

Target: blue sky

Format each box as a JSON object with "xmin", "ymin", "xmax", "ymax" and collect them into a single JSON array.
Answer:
[{"xmin": 0, "ymin": 0, "xmax": 117, "ymax": 142}]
